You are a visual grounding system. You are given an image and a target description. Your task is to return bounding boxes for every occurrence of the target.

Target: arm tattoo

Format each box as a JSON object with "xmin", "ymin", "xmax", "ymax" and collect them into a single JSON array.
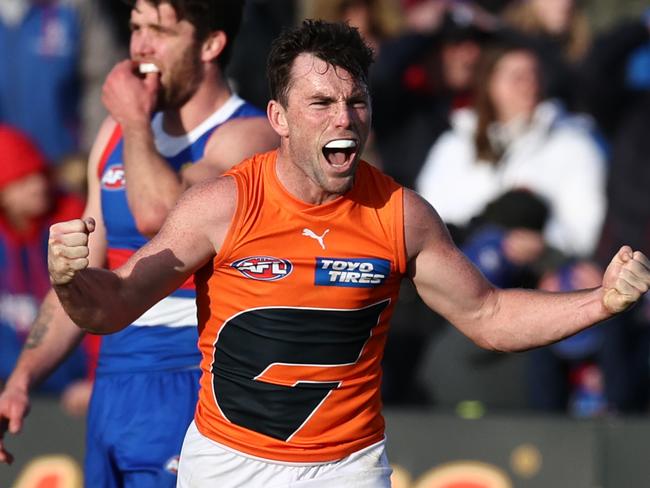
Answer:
[{"xmin": 24, "ymin": 302, "xmax": 55, "ymax": 349}]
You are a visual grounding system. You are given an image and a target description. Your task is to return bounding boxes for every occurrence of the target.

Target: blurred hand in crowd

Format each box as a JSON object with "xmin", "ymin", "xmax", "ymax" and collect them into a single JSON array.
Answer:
[{"xmin": 502, "ymin": 228, "xmax": 546, "ymax": 266}]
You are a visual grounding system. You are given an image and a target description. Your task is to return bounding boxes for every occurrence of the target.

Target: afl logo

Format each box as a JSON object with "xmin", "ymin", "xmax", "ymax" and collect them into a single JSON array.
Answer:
[
  {"xmin": 101, "ymin": 164, "xmax": 126, "ymax": 190},
  {"xmin": 232, "ymin": 256, "xmax": 293, "ymax": 281}
]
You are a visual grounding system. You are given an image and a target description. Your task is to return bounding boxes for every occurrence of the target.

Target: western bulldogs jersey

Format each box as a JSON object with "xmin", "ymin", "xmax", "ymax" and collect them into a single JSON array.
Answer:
[
  {"xmin": 96, "ymin": 95, "xmax": 264, "ymax": 374},
  {"xmin": 194, "ymin": 150, "xmax": 407, "ymax": 462}
]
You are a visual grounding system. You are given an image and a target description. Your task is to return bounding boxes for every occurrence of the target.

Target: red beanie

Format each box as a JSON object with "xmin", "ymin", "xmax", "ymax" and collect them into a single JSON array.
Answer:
[{"xmin": 0, "ymin": 125, "xmax": 47, "ymax": 190}]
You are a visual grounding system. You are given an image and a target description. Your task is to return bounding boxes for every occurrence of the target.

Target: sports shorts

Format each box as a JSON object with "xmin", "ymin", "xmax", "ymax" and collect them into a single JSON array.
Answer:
[
  {"xmin": 177, "ymin": 421, "xmax": 392, "ymax": 487},
  {"xmin": 85, "ymin": 368, "xmax": 200, "ymax": 488}
]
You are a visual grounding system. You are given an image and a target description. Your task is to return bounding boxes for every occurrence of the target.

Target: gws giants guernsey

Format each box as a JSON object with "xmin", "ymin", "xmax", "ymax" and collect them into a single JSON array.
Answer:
[
  {"xmin": 194, "ymin": 150, "xmax": 407, "ymax": 462},
  {"xmin": 97, "ymin": 95, "xmax": 264, "ymax": 374}
]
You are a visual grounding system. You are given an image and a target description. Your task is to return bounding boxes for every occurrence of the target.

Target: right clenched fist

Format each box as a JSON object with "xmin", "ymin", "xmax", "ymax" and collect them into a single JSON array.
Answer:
[{"xmin": 48, "ymin": 218, "xmax": 95, "ymax": 285}]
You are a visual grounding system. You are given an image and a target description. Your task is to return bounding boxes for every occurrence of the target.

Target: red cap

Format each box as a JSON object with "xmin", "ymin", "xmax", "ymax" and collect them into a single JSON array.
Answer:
[{"xmin": 0, "ymin": 125, "xmax": 47, "ymax": 189}]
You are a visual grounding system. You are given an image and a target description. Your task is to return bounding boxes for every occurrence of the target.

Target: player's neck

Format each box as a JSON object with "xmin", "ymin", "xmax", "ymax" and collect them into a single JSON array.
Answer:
[
  {"xmin": 275, "ymin": 148, "xmax": 344, "ymax": 206},
  {"xmin": 161, "ymin": 72, "xmax": 233, "ymax": 136}
]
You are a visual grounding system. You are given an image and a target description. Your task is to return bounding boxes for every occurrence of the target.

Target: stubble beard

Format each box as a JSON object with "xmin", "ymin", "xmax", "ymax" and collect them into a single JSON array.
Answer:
[
  {"xmin": 157, "ymin": 44, "xmax": 204, "ymax": 111},
  {"xmin": 310, "ymin": 158, "xmax": 356, "ymax": 199}
]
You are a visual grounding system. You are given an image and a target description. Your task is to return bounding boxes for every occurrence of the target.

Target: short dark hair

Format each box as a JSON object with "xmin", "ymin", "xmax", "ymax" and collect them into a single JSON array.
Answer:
[
  {"xmin": 127, "ymin": 0, "xmax": 244, "ymax": 69},
  {"xmin": 267, "ymin": 19, "xmax": 375, "ymax": 106}
]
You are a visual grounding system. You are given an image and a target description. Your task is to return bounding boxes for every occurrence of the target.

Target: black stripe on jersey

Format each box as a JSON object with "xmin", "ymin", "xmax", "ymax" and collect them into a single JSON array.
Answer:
[{"xmin": 211, "ymin": 299, "xmax": 389, "ymax": 441}]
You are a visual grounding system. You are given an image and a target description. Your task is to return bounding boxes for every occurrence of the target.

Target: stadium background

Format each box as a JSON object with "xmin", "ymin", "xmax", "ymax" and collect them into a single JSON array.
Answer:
[
  {"xmin": 3, "ymin": 0, "xmax": 650, "ymax": 486},
  {"xmin": 4, "ymin": 399, "xmax": 650, "ymax": 487}
]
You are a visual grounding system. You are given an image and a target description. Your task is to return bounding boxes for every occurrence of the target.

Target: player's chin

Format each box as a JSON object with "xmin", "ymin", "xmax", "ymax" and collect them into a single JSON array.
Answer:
[{"xmin": 323, "ymin": 173, "xmax": 355, "ymax": 195}]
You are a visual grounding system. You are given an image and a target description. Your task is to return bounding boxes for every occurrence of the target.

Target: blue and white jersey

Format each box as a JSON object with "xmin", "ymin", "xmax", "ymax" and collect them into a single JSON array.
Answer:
[{"xmin": 96, "ymin": 95, "xmax": 264, "ymax": 374}]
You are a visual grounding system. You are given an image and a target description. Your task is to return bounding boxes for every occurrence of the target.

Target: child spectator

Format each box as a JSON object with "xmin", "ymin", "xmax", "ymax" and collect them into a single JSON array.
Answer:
[{"xmin": 0, "ymin": 125, "xmax": 95, "ymax": 399}]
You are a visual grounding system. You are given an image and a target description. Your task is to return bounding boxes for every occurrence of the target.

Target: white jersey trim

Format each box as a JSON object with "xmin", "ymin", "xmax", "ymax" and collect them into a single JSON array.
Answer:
[
  {"xmin": 131, "ymin": 296, "xmax": 198, "ymax": 327},
  {"xmin": 151, "ymin": 94, "xmax": 245, "ymax": 157}
]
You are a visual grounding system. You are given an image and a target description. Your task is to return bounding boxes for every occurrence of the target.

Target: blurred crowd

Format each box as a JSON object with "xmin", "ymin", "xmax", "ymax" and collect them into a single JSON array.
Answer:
[{"xmin": 1, "ymin": 0, "xmax": 650, "ymax": 420}]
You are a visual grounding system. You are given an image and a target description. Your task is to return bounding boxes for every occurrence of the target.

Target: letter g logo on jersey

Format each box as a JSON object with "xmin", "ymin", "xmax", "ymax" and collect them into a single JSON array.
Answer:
[{"xmin": 232, "ymin": 256, "xmax": 293, "ymax": 281}]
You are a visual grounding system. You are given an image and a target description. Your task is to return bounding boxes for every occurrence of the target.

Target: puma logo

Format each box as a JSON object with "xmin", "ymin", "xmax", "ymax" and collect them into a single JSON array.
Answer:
[{"xmin": 302, "ymin": 228, "xmax": 330, "ymax": 250}]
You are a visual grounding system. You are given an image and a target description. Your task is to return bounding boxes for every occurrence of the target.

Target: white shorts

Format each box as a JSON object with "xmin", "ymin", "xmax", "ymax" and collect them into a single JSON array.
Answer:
[{"xmin": 177, "ymin": 421, "xmax": 392, "ymax": 487}]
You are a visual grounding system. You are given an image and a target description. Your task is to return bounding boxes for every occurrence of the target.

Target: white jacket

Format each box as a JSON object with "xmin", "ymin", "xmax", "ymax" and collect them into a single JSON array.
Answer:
[{"xmin": 416, "ymin": 101, "xmax": 607, "ymax": 257}]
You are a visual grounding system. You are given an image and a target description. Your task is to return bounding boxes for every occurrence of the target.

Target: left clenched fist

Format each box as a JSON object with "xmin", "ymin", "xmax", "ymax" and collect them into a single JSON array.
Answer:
[
  {"xmin": 602, "ymin": 246, "xmax": 650, "ymax": 314},
  {"xmin": 48, "ymin": 218, "xmax": 95, "ymax": 286}
]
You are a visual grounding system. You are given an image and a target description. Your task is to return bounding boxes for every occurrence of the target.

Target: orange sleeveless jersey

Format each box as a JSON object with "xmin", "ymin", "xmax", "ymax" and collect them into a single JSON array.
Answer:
[{"xmin": 194, "ymin": 150, "xmax": 407, "ymax": 463}]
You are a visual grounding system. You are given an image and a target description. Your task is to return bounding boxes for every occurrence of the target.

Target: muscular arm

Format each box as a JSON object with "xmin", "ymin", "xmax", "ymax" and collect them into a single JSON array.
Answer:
[
  {"xmin": 101, "ymin": 61, "xmax": 184, "ymax": 237},
  {"xmin": 120, "ymin": 112, "xmax": 183, "ymax": 236},
  {"xmin": 50, "ymin": 176, "xmax": 237, "ymax": 334},
  {"xmin": 10, "ymin": 295, "xmax": 99, "ymax": 420},
  {"xmin": 122, "ymin": 112, "xmax": 276, "ymax": 235},
  {"xmin": 119, "ymin": 112, "xmax": 276, "ymax": 236},
  {"xmin": 406, "ymin": 189, "xmax": 650, "ymax": 352}
]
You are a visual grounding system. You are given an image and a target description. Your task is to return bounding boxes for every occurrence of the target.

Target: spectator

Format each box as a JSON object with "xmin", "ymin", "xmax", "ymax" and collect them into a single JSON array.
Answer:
[
  {"xmin": 415, "ymin": 43, "xmax": 610, "ymax": 413},
  {"xmin": 529, "ymin": 259, "xmax": 611, "ymax": 416},
  {"xmin": 370, "ymin": 1, "xmax": 495, "ymax": 405},
  {"xmin": 416, "ymin": 42, "xmax": 606, "ymax": 258},
  {"xmin": 371, "ymin": 1, "xmax": 491, "ymax": 188},
  {"xmin": 503, "ymin": 0, "xmax": 591, "ymax": 62},
  {"xmin": 582, "ymin": 15, "xmax": 650, "ymax": 413},
  {"xmin": 460, "ymin": 189, "xmax": 549, "ymax": 289},
  {"xmin": 500, "ymin": 0, "xmax": 592, "ymax": 109},
  {"xmin": 0, "ymin": 125, "xmax": 92, "ymax": 396},
  {"xmin": 415, "ymin": 189, "xmax": 549, "ymax": 411},
  {"xmin": 302, "ymin": 0, "xmax": 403, "ymax": 54},
  {"xmin": 580, "ymin": 15, "xmax": 650, "ymax": 139},
  {"xmin": 0, "ymin": 0, "xmax": 123, "ymax": 165}
]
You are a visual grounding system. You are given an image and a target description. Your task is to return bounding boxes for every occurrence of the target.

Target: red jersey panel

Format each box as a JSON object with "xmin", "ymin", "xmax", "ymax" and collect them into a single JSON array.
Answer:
[{"xmin": 194, "ymin": 150, "xmax": 407, "ymax": 462}]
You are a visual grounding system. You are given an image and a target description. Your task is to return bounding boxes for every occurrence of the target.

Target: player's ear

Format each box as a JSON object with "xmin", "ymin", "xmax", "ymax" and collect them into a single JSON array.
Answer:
[
  {"xmin": 267, "ymin": 100, "xmax": 289, "ymax": 137},
  {"xmin": 201, "ymin": 31, "xmax": 226, "ymax": 63}
]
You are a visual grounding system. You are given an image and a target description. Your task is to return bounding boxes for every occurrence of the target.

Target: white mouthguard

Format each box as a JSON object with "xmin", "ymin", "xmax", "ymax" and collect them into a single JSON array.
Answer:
[
  {"xmin": 324, "ymin": 139, "xmax": 357, "ymax": 149},
  {"xmin": 138, "ymin": 63, "xmax": 160, "ymax": 74}
]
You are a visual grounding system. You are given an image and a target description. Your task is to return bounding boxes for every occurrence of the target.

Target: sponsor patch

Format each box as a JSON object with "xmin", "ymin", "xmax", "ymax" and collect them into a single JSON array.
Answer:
[
  {"xmin": 232, "ymin": 256, "xmax": 293, "ymax": 281},
  {"xmin": 101, "ymin": 163, "xmax": 126, "ymax": 190},
  {"xmin": 315, "ymin": 257, "xmax": 390, "ymax": 287}
]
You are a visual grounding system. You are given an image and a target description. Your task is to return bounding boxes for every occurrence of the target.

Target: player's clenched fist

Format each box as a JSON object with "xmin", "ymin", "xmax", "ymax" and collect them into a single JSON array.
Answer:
[
  {"xmin": 602, "ymin": 246, "xmax": 650, "ymax": 314},
  {"xmin": 48, "ymin": 218, "xmax": 96, "ymax": 285}
]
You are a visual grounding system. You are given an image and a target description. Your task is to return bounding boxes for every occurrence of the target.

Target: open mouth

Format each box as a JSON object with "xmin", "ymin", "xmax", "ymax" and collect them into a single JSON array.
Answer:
[{"xmin": 322, "ymin": 139, "xmax": 358, "ymax": 169}]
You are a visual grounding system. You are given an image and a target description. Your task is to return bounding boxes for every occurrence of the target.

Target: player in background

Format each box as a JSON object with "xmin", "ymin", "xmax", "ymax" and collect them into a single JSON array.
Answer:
[{"xmin": 0, "ymin": 1, "xmax": 278, "ymax": 487}]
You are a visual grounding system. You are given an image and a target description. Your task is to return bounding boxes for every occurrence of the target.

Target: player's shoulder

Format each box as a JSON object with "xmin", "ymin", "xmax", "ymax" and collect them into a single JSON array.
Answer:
[
  {"xmin": 221, "ymin": 148, "xmax": 274, "ymax": 175},
  {"xmin": 403, "ymin": 187, "xmax": 444, "ymax": 230},
  {"xmin": 186, "ymin": 173, "xmax": 237, "ymax": 200},
  {"xmin": 208, "ymin": 115, "xmax": 278, "ymax": 154},
  {"xmin": 177, "ymin": 174, "xmax": 238, "ymax": 225},
  {"xmin": 211, "ymin": 112, "xmax": 272, "ymax": 137}
]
